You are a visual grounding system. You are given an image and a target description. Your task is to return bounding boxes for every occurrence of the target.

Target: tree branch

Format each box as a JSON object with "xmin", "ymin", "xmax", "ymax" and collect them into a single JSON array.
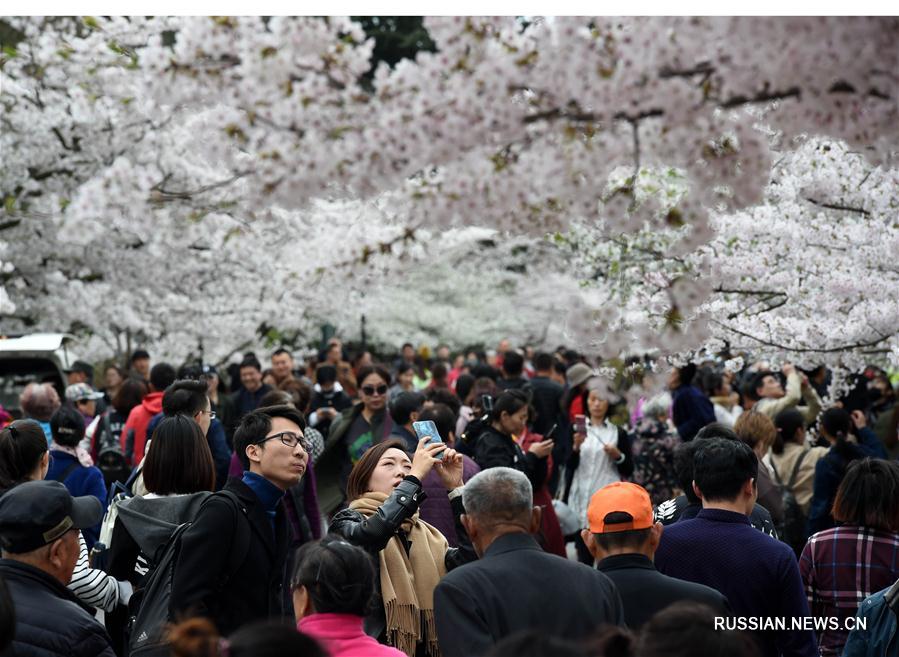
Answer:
[{"xmin": 804, "ymin": 197, "xmax": 870, "ymax": 216}]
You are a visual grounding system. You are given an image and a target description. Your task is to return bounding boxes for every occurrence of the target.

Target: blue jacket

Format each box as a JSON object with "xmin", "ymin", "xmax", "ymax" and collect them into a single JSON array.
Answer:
[
  {"xmin": 842, "ymin": 584, "xmax": 899, "ymax": 657},
  {"xmin": 671, "ymin": 384, "xmax": 715, "ymax": 441},
  {"xmin": 807, "ymin": 428, "xmax": 887, "ymax": 536},
  {"xmin": 655, "ymin": 508, "xmax": 816, "ymax": 657},
  {"xmin": 146, "ymin": 412, "xmax": 232, "ymax": 490},
  {"xmin": 45, "ymin": 451, "xmax": 106, "ymax": 549}
]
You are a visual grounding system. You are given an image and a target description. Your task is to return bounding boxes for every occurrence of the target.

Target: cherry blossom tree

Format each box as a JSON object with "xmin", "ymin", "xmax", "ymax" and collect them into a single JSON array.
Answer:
[{"xmin": 1, "ymin": 16, "xmax": 897, "ymax": 366}]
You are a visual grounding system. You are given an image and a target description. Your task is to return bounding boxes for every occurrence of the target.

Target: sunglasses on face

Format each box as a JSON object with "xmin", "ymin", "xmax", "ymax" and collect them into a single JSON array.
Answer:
[{"xmin": 361, "ymin": 384, "xmax": 388, "ymax": 396}]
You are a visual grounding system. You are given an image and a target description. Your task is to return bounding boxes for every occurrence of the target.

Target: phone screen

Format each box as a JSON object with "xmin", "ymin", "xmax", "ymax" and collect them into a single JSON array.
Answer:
[{"xmin": 412, "ymin": 420, "xmax": 445, "ymax": 460}]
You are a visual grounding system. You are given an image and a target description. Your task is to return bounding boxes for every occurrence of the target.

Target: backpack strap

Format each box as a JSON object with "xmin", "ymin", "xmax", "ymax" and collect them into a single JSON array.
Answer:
[
  {"xmin": 53, "ymin": 460, "xmax": 82, "ymax": 483},
  {"xmin": 786, "ymin": 449, "xmax": 809, "ymax": 490}
]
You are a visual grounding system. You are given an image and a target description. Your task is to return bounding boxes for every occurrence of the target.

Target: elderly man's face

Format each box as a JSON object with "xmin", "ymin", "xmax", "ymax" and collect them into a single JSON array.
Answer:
[{"xmin": 66, "ymin": 371, "xmax": 87, "ymax": 386}]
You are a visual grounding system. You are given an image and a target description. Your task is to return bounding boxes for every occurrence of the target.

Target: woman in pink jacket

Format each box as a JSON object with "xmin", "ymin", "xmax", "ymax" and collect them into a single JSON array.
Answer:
[{"xmin": 293, "ymin": 537, "xmax": 406, "ymax": 657}]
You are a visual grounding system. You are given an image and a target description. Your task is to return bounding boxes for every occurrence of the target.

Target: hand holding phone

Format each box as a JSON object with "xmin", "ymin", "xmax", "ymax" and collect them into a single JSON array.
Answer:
[
  {"xmin": 574, "ymin": 414, "xmax": 587, "ymax": 435},
  {"xmin": 413, "ymin": 420, "xmax": 445, "ymax": 460}
]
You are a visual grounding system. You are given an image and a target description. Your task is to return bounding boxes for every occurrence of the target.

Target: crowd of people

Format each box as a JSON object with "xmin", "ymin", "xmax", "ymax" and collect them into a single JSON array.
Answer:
[{"xmin": 1, "ymin": 337, "xmax": 899, "ymax": 657}]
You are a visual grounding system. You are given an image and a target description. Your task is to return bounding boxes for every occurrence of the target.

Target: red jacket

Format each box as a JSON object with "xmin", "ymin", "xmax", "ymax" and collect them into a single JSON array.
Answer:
[{"xmin": 120, "ymin": 392, "xmax": 163, "ymax": 465}]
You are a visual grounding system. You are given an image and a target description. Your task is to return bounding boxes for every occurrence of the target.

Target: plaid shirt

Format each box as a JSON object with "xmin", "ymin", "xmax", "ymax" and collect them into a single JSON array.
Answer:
[{"xmin": 800, "ymin": 525, "xmax": 899, "ymax": 656}]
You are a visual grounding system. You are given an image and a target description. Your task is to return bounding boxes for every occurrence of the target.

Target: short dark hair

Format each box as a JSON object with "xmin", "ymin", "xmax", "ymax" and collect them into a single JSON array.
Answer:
[
  {"xmin": 700, "ymin": 369, "xmax": 724, "ymax": 397},
  {"xmin": 694, "ymin": 423, "xmax": 738, "ymax": 442},
  {"xmin": 143, "ymin": 415, "xmax": 215, "ymax": 495},
  {"xmin": 389, "ymin": 391, "xmax": 425, "ymax": 426},
  {"xmin": 50, "ymin": 405, "xmax": 85, "ymax": 447},
  {"xmin": 401, "ymin": 343, "xmax": 413, "ymax": 351},
  {"xmin": 233, "ymin": 405, "xmax": 306, "ymax": 466},
  {"xmin": 693, "ymin": 438, "xmax": 758, "ymax": 502},
  {"xmin": 131, "ymin": 349, "xmax": 150, "ymax": 362},
  {"xmin": 673, "ymin": 441, "xmax": 702, "ymax": 504},
  {"xmin": 395, "ymin": 361, "xmax": 414, "ymax": 376},
  {"xmin": 502, "ymin": 351, "xmax": 524, "ymax": 377},
  {"xmin": 0, "ymin": 420, "xmax": 48, "ymax": 490},
  {"xmin": 149, "ymin": 363, "xmax": 177, "ymax": 392},
  {"xmin": 356, "ymin": 365, "xmax": 391, "ymax": 387},
  {"xmin": 637, "ymin": 601, "xmax": 759, "ymax": 657},
  {"xmin": 533, "ymin": 352, "xmax": 554, "ymax": 372},
  {"xmin": 315, "ymin": 364, "xmax": 337, "ymax": 385},
  {"xmin": 417, "ymin": 403, "xmax": 456, "ymax": 443},
  {"xmin": 291, "ymin": 537, "xmax": 376, "ymax": 616},
  {"xmin": 425, "ymin": 387, "xmax": 462, "ymax": 417},
  {"xmin": 833, "ymin": 459, "xmax": 899, "ymax": 532},
  {"xmin": 751, "ymin": 370, "xmax": 777, "ymax": 397},
  {"xmin": 821, "ymin": 407, "xmax": 851, "ymax": 439},
  {"xmin": 112, "ymin": 377, "xmax": 148, "ymax": 416},
  {"xmin": 677, "ymin": 364, "xmax": 698, "ymax": 387},
  {"xmin": 259, "ymin": 390, "xmax": 293, "ymax": 408},
  {"xmin": 345, "ymin": 439, "xmax": 408, "ymax": 502},
  {"xmin": 162, "ymin": 379, "xmax": 208, "ymax": 417},
  {"xmin": 431, "ymin": 362, "xmax": 448, "ymax": 382},
  {"xmin": 271, "ymin": 348, "xmax": 291, "ymax": 359},
  {"xmin": 591, "ymin": 512, "xmax": 652, "ymax": 552},
  {"xmin": 168, "ymin": 618, "xmax": 326, "ymax": 657},
  {"xmin": 239, "ymin": 357, "xmax": 262, "ymax": 372}
]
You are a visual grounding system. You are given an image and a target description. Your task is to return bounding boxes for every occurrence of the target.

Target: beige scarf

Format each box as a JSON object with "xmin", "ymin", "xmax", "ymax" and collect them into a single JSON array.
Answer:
[{"xmin": 349, "ymin": 491, "xmax": 448, "ymax": 657}]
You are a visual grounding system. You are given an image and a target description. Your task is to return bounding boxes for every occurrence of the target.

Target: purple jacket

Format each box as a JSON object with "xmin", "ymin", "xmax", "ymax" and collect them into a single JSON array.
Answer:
[{"xmin": 419, "ymin": 455, "xmax": 480, "ymax": 546}]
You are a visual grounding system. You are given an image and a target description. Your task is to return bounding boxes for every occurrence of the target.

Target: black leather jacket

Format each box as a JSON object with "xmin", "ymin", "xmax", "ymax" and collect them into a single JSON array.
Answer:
[{"xmin": 329, "ymin": 475, "xmax": 477, "ymax": 641}]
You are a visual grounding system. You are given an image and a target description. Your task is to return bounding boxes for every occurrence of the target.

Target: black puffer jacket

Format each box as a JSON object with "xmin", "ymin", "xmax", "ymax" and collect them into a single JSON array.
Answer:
[
  {"xmin": 473, "ymin": 425, "xmax": 548, "ymax": 491},
  {"xmin": 329, "ymin": 476, "xmax": 477, "ymax": 642},
  {"xmin": 0, "ymin": 559, "xmax": 115, "ymax": 657}
]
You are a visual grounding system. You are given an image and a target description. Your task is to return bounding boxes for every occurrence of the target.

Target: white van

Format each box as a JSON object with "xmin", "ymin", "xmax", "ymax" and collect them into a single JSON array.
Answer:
[{"xmin": 0, "ymin": 333, "xmax": 80, "ymax": 418}]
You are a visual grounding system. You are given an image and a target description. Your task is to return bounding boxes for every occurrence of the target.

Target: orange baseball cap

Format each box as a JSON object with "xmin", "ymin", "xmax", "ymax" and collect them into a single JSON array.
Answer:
[{"xmin": 587, "ymin": 482, "xmax": 654, "ymax": 533}]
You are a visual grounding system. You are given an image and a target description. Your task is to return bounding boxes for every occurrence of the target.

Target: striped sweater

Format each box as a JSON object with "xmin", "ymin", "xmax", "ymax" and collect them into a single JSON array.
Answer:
[{"xmin": 68, "ymin": 531, "xmax": 132, "ymax": 612}]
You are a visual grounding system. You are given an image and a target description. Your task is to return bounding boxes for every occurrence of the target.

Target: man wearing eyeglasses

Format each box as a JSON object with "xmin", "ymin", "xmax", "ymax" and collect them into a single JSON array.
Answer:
[
  {"xmin": 143, "ymin": 379, "xmax": 232, "ymax": 491},
  {"xmin": 170, "ymin": 404, "xmax": 309, "ymax": 637}
]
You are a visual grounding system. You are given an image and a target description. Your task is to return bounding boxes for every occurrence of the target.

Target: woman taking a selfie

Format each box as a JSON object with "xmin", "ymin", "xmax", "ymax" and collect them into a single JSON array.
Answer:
[{"xmin": 329, "ymin": 437, "xmax": 475, "ymax": 657}]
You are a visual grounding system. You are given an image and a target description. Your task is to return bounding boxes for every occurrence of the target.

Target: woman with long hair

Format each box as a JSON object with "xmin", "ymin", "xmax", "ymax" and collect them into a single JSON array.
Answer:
[
  {"xmin": 329, "ymin": 437, "xmax": 475, "ymax": 656},
  {"xmin": 801, "ymin": 459, "xmax": 899, "ymax": 656},
  {"xmin": 104, "ymin": 415, "xmax": 216, "ymax": 653}
]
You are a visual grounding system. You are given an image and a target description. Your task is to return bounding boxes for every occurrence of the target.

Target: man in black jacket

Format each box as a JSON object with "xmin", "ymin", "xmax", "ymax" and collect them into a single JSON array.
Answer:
[
  {"xmin": 170, "ymin": 405, "xmax": 309, "ymax": 636},
  {"xmin": 654, "ymin": 425, "xmax": 779, "ymax": 538},
  {"xmin": 0, "ymin": 480, "xmax": 114, "ymax": 657},
  {"xmin": 584, "ymin": 481, "xmax": 730, "ymax": 629},
  {"xmin": 434, "ymin": 467, "xmax": 624, "ymax": 657}
]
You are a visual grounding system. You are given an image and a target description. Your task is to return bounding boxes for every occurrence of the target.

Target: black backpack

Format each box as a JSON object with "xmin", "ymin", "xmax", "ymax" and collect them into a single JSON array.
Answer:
[
  {"xmin": 127, "ymin": 490, "xmax": 251, "ymax": 657},
  {"xmin": 771, "ymin": 450, "xmax": 809, "ymax": 555}
]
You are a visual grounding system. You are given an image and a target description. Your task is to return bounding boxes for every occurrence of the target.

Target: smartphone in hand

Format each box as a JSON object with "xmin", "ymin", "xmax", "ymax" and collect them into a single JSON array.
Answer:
[
  {"xmin": 574, "ymin": 414, "xmax": 587, "ymax": 434},
  {"xmin": 412, "ymin": 420, "xmax": 445, "ymax": 460}
]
